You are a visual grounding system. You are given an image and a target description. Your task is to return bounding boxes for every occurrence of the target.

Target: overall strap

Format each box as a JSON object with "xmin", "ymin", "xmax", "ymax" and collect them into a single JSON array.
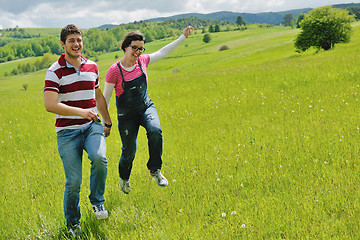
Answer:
[
  {"xmin": 137, "ymin": 61, "xmax": 145, "ymax": 75},
  {"xmin": 116, "ymin": 62, "xmax": 125, "ymax": 88}
]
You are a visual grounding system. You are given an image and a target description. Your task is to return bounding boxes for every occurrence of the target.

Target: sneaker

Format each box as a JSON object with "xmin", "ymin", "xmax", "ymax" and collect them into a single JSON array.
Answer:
[
  {"xmin": 68, "ymin": 224, "xmax": 81, "ymax": 237},
  {"xmin": 150, "ymin": 170, "xmax": 168, "ymax": 187},
  {"xmin": 120, "ymin": 178, "xmax": 131, "ymax": 194},
  {"xmin": 92, "ymin": 204, "xmax": 108, "ymax": 220}
]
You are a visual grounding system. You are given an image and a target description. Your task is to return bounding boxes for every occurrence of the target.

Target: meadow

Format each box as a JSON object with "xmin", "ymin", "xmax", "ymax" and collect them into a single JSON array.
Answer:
[{"xmin": 1, "ymin": 23, "xmax": 360, "ymax": 239}]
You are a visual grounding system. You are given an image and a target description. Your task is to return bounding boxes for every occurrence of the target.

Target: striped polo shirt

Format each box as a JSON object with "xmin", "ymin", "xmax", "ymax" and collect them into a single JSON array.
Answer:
[{"xmin": 44, "ymin": 53, "xmax": 99, "ymax": 132}]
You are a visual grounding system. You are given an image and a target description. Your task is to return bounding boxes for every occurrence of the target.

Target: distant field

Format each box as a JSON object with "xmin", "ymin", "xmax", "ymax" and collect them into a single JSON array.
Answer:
[{"xmin": 1, "ymin": 22, "xmax": 360, "ymax": 239}]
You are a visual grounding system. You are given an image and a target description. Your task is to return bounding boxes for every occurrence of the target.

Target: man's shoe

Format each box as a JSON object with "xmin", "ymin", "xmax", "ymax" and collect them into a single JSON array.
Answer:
[
  {"xmin": 120, "ymin": 178, "xmax": 131, "ymax": 194},
  {"xmin": 68, "ymin": 224, "xmax": 81, "ymax": 237},
  {"xmin": 150, "ymin": 170, "xmax": 168, "ymax": 187},
  {"xmin": 92, "ymin": 204, "xmax": 108, "ymax": 220}
]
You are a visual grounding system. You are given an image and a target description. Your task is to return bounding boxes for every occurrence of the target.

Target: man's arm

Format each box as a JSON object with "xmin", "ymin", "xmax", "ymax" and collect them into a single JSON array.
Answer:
[
  {"xmin": 95, "ymin": 87, "xmax": 112, "ymax": 137},
  {"xmin": 44, "ymin": 91, "xmax": 99, "ymax": 121}
]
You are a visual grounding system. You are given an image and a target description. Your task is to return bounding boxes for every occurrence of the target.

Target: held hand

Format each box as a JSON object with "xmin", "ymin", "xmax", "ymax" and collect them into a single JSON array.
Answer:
[
  {"xmin": 183, "ymin": 26, "xmax": 194, "ymax": 38},
  {"xmin": 103, "ymin": 126, "xmax": 111, "ymax": 137}
]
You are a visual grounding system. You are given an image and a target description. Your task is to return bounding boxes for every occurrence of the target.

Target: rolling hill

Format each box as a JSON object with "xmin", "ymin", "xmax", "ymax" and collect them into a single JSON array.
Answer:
[{"xmin": 98, "ymin": 3, "xmax": 360, "ymax": 29}]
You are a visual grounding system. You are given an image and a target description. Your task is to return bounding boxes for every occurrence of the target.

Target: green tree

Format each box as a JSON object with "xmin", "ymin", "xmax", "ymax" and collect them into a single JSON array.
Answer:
[
  {"xmin": 208, "ymin": 25, "xmax": 214, "ymax": 33},
  {"xmin": 144, "ymin": 31, "xmax": 154, "ymax": 43},
  {"xmin": 236, "ymin": 15, "xmax": 246, "ymax": 26},
  {"xmin": 214, "ymin": 24, "xmax": 220, "ymax": 32},
  {"xmin": 203, "ymin": 33, "xmax": 211, "ymax": 44},
  {"xmin": 295, "ymin": 6, "xmax": 355, "ymax": 52},
  {"xmin": 347, "ymin": 6, "xmax": 360, "ymax": 20},
  {"xmin": 283, "ymin": 13, "xmax": 294, "ymax": 27},
  {"xmin": 296, "ymin": 13, "xmax": 305, "ymax": 28}
]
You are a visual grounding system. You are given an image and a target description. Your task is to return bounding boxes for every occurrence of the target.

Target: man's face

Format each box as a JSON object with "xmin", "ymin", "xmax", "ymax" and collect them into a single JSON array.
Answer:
[{"xmin": 61, "ymin": 33, "xmax": 83, "ymax": 58}]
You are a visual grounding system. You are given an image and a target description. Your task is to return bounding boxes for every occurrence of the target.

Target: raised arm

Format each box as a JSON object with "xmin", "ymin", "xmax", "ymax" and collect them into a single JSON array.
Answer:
[{"xmin": 149, "ymin": 26, "xmax": 193, "ymax": 64}]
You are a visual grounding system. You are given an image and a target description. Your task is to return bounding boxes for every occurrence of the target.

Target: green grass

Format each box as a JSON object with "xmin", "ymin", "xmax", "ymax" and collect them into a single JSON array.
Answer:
[{"xmin": 1, "ymin": 23, "xmax": 360, "ymax": 239}]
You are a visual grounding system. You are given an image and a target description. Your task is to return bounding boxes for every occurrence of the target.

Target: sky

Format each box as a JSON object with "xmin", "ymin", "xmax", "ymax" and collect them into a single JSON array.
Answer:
[{"xmin": 0, "ymin": 0, "xmax": 358, "ymax": 29}]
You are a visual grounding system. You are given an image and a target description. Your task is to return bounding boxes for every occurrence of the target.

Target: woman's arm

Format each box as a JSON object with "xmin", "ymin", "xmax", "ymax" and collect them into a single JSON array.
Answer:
[
  {"xmin": 103, "ymin": 81, "xmax": 115, "ymax": 109},
  {"xmin": 149, "ymin": 26, "xmax": 193, "ymax": 64}
]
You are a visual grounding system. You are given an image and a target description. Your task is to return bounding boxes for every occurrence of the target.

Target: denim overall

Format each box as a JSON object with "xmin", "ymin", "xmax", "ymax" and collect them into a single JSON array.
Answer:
[{"xmin": 116, "ymin": 61, "xmax": 163, "ymax": 180}]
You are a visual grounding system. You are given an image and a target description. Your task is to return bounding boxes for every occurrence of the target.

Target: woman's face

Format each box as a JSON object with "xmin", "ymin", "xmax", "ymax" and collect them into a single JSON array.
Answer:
[{"xmin": 125, "ymin": 40, "xmax": 145, "ymax": 61}]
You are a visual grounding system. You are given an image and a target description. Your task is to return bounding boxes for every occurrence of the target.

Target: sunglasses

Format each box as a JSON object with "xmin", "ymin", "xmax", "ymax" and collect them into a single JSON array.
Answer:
[{"xmin": 129, "ymin": 44, "xmax": 145, "ymax": 53}]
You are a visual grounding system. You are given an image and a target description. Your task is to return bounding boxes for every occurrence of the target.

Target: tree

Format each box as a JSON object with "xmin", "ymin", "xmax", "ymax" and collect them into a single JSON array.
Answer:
[
  {"xmin": 296, "ymin": 13, "xmax": 305, "ymax": 28},
  {"xmin": 295, "ymin": 6, "xmax": 355, "ymax": 52},
  {"xmin": 208, "ymin": 25, "xmax": 214, "ymax": 33},
  {"xmin": 236, "ymin": 15, "xmax": 246, "ymax": 26},
  {"xmin": 283, "ymin": 13, "xmax": 294, "ymax": 27},
  {"xmin": 347, "ymin": 6, "xmax": 360, "ymax": 20},
  {"xmin": 214, "ymin": 24, "xmax": 220, "ymax": 32},
  {"xmin": 203, "ymin": 33, "xmax": 211, "ymax": 44}
]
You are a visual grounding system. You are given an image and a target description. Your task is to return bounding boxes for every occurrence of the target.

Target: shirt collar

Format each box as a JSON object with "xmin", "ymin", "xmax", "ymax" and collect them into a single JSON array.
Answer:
[{"xmin": 58, "ymin": 53, "xmax": 88, "ymax": 68}]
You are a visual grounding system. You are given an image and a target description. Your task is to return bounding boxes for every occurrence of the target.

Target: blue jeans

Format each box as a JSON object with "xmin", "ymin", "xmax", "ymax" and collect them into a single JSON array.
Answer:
[
  {"xmin": 57, "ymin": 120, "xmax": 107, "ymax": 228},
  {"xmin": 118, "ymin": 104, "xmax": 163, "ymax": 180}
]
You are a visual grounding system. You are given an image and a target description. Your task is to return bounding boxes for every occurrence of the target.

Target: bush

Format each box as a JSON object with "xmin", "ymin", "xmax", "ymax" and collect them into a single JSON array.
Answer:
[
  {"xmin": 219, "ymin": 45, "xmax": 229, "ymax": 51},
  {"xmin": 203, "ymin": 33, "xmax": 211, "ymax": 44}
]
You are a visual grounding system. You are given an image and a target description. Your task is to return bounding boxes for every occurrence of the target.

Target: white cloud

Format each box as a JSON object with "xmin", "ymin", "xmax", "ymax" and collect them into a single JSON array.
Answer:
[
  {"xmin": 266, "ymin": 0, "xmax": 285, "ymax": 8},
  {"xmin": 0, "ymin": 0, "xmax": 356, "ymax": 28}
]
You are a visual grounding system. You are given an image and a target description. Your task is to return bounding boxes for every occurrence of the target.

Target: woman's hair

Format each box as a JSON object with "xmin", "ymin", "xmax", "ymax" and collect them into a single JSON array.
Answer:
[
  {"xmin": 121, "ymin": 31, "xmax": 146, "ymax": 52},
  {"xmin": 60, "ymin": 24, "xmax": 82, "ymax": 43}
]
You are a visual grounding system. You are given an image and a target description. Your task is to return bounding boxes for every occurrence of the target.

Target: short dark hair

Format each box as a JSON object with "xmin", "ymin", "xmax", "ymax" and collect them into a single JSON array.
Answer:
[
  {"xmin": 121, "ymin": 31, "xmax": 146, "ymax": 52},
  {"xmin": 60, "ymin": 24, "xmax": 82, "ymax": 43}
]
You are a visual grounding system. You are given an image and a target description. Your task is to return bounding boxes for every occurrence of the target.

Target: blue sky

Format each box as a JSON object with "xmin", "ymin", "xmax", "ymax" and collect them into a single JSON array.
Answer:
[{"xmin": 0, "ymin": 0, "xmax": 357, "ymax": 29}]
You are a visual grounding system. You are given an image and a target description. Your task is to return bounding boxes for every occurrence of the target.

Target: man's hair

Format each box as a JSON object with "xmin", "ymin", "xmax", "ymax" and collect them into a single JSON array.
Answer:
[
  {"xmin": 60, "ymin": 24, "xmax": 82, "ymax": 43},
  {"xmin": 121, "ymin": 31, "xmax": 146, "ymax": 52}
]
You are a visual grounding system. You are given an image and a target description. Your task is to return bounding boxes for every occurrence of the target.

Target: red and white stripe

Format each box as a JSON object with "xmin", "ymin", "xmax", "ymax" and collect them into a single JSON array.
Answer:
[{"xmin": 44, "ymin": 54, "xmax": 99, "ymax": 132}]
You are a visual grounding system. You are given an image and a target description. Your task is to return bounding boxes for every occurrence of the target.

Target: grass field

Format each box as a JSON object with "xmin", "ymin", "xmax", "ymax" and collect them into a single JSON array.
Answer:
[{"xmin": 1, "ymin": 23, "xmax": 360, "ymax": 239}]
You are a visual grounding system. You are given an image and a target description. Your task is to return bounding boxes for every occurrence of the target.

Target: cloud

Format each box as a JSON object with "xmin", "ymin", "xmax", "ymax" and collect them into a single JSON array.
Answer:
[{"xmin": 0, "ymin": 0, "xmax": 356, "ymax": 28}]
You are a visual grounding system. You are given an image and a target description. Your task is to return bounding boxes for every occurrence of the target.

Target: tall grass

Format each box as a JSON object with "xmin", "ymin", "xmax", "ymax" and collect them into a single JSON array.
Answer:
[{"xmin": 1, "ymin": 23, "xmax": 360, "ymax": 239}]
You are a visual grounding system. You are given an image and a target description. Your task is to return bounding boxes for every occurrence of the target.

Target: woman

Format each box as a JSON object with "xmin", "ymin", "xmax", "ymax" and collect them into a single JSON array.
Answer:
[{"xmin": 104, "ymin": 26, "xmax": 193, "ymax": 194}]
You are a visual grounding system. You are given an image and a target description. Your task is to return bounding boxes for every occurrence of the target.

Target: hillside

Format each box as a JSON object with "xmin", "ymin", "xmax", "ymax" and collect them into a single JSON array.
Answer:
[
  {"xmin": 2, "ymin": 22, "xmax": 360, "ymax": 239},
  {"xmin": 97, "ymin": 3, "xmax": 359, "ymax": 27}
]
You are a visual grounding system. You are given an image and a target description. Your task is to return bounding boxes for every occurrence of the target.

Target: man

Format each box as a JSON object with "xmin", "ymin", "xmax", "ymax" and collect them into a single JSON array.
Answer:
[{"xmin": 43, "ymin": 24, "xmax": 112, "ymax": 236}]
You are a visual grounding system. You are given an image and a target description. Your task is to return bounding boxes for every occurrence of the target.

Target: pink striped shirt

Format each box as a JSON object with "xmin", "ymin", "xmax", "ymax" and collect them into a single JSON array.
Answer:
[
  {"xmin": 44, "ymin": 54, "xmax": 99, "ymax": 132},
  {"xmin": 105, "ymin": 54, "xmax": 150, "ymax": 97}
]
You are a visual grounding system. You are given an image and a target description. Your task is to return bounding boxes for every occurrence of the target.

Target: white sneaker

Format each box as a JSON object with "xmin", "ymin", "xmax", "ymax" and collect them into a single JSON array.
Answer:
[
  {"xmin": 120, "ymin": 178, "xmax": 131, "ymax": 194},
  {"xmin": 68, "ymin": 224, "xmax": 81, "ymax": 237},
  {"xmin": 150, "ymin": 170, "xmax": 168, "ymax": 187},
  {"xmin": 92, "ymin": 204, "xmax": 108, "ymax": 220}
]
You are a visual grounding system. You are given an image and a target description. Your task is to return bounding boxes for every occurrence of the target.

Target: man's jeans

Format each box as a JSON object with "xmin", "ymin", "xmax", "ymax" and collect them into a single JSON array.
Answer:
[
  {"xmin": 118, "ymin": 104, "xmax": 163, "ymax": 180},
  {"xmin": 57, "ymin": 120, "xmax": 107, "ymax": 228}
]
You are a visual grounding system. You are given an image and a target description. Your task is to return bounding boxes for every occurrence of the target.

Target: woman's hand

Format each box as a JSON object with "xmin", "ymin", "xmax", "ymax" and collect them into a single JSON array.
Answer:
[{"xmin": 183, "ymin": 26, "xmax": 194, "ymax": 38}]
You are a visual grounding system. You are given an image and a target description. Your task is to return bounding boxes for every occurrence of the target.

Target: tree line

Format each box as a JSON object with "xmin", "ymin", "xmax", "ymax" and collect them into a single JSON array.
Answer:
[
  {"xmin": 0, "ymin": 17, "xmax": 233, "ymax": 63},
  {"xmin": 1, "ymin": 6, "xmax": 358, "ymax": 66}
]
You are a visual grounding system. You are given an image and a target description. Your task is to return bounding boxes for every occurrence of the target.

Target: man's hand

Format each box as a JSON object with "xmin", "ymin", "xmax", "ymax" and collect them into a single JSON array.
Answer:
[{"xmin": 79, "ymin": 109, "xmax": 99, "ymax": 121}]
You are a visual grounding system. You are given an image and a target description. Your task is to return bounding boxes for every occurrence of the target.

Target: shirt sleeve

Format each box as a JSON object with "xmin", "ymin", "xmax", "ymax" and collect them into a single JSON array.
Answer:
[
  {"xmin": 44, "ymin": 68, "xmax": 60, "ymax": 93},
  {"xmin": 139, "ymin": 54, "xmax": 150, "ymax": 68},
  {"xmin": 105, "ymin": 63, "xmax": 120, "ymax": 84},
  {"xmin": 95, "ymin": 65, "xmax": 100, "ymax": 89}
]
